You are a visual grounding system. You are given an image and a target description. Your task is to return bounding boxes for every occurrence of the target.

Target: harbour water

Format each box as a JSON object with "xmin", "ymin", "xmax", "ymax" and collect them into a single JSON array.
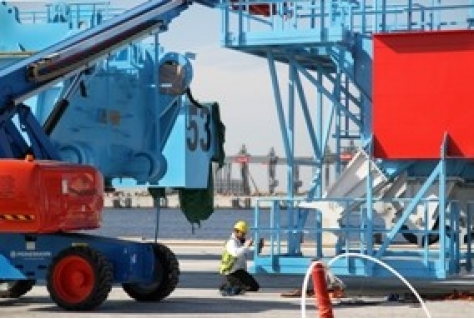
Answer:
[{"xmin": 90, "ymin": 208, "xmax": 274, "ymax": 241}]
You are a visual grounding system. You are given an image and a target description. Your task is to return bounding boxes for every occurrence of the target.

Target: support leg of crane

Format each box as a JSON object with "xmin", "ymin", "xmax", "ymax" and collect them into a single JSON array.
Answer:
[{"xmin": 311, "ymin": 263, "xmax": 334, "ymax": 318}]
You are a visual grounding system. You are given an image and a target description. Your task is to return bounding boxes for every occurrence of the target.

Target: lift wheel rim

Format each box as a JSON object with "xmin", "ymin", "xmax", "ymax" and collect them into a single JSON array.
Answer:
[{"xmin": 52, "ymin": 255, "xmax": 95, "ymax": 303}]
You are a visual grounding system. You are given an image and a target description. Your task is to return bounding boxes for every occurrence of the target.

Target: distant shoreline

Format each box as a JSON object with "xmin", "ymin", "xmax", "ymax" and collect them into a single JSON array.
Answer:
[{"xmin": 104, "ymin": 192, "xmax": 280, "ymax": 210}]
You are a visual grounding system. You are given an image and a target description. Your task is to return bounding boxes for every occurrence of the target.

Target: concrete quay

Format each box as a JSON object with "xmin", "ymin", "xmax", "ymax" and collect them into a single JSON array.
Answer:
[{"xmin": 1, "ymin": 240, "xmax": 474, "ymax": 318}]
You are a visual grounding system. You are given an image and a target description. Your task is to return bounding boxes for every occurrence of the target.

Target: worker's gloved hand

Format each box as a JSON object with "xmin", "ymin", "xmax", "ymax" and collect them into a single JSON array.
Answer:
[
  {"xmin": 245, "ymin": 238, "xmax": 254, "ymax": 248},
  {"xmin": 258, "ymin": 238, "xmax": 264, "ymax": 253}
]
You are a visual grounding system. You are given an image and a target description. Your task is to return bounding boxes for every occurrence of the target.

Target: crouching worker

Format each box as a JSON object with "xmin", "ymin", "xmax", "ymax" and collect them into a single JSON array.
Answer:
[{"xmin": 219, "ymin": 220, "xmax": 264, "ymax": 296}]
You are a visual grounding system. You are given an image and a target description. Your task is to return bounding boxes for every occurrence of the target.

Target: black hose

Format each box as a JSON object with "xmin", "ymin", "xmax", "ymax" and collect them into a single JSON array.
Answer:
[
  {"xmin": 42, "ymin": 98, "xmax": 70, "ymax": 136},
  {"xmin": 186, "ymin": 87, "xmax": 203, "ymax": 109},
  {"xmin": 401, "ymin": 219, "xmax": 451, "ymax": 246}
]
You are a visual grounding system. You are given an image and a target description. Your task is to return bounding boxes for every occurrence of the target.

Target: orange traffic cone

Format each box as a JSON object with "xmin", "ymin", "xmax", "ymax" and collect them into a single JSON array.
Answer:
[{"xmin": 312, "ymin": 263, "xmax": 334, "ymax": 318}]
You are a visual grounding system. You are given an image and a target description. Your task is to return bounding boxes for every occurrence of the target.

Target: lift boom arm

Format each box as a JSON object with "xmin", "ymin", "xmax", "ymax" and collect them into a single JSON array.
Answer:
[{"xmin": 0, "ymin": 0, "xmax": 189, "ymax": 107}]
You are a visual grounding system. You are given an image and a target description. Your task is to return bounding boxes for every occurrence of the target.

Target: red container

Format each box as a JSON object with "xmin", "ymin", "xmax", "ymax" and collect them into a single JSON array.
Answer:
[
  {"xmin": 0, "ymin": 159, "xmax": 103, "ymax": 233},
  {"xmin": 230, "ymin": 1, "xmax": 278, "ymax": 16},
  {"xmin": 373, "ymin": 30, "xmax": 474, "ymax": 159}
]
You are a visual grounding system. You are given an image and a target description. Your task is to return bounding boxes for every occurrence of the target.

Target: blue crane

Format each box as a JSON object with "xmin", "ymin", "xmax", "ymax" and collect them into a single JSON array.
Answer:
[{"xmin": 0, "ymin": 0, "xmax": 223, "ymax": 310}]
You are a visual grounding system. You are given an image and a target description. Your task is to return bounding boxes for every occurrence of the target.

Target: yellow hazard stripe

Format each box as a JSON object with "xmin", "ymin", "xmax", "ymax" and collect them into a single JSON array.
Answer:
[{"xmin": 0, "ymin": 214, "xmax": 35, "ymax": 221}]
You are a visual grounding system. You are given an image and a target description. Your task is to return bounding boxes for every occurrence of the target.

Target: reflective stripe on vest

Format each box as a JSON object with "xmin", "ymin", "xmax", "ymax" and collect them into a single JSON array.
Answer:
[{"xmin": 220, "ymin": 243, "xmax": 237, "ymax": 275}]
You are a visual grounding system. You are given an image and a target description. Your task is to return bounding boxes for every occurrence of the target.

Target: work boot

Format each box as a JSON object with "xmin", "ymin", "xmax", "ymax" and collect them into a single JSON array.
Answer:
[
  {"xmin": 220, "ymin": 289, "xmax": 229, "ymax": 296},
  {"xmin": 230, "ymin": 286, "xmax": 243, "ymax": 295},
  {"xmin": 220, "ymin": 286, "xmax": 243, "ymax": 296}
]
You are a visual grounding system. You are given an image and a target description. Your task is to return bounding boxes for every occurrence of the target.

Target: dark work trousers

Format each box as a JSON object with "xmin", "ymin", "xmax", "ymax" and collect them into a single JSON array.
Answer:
[{"xmin": 224, "ymin": 269, "xmax": 260, "ymax": 292}]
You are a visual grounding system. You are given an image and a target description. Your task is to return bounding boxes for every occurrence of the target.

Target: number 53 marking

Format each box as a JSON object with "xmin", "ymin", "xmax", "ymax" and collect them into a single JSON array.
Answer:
[{"xmin": 186, "ymin": 105, "xmax": 211, "ymax": 152}]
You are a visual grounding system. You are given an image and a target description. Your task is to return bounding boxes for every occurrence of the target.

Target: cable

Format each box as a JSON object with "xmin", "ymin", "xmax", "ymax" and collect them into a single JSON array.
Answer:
[
  {"xmin": 300, "ymin": 261, "xmax": 317, "ymax": 318},
  {"xmin": 300, "ymin": 253, "xmax": 432, "ymax": 318},
  {"xmin": 186, "ymin": 87, "xmax": 204, "ymax": 109}
]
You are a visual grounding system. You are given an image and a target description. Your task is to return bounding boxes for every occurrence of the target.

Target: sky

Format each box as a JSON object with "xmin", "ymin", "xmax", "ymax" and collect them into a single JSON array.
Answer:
[{"xmin": 8, "ymin": 0, "xmax": 316, "ymax": 193}]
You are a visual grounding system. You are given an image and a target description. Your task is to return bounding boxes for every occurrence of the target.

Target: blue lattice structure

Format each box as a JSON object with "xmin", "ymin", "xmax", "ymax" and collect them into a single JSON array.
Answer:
[{"xmin": 213, "ymin": 0, "xmax": 474, "ymax": 280}]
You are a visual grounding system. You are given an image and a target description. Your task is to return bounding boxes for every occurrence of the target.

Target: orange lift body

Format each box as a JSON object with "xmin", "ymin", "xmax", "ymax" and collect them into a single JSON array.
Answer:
[{"xmin": 0, "ymin": 159, "xmax": 103, "ymax": 233}]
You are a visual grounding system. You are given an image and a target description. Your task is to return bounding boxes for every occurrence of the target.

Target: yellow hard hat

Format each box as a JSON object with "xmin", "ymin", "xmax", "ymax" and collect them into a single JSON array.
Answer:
[{"xmin": 233, "ymin": 220, "xmax": 249, "ymax": 233}]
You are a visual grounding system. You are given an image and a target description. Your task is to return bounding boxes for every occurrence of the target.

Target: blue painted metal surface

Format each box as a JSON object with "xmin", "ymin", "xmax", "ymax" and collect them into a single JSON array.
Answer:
[
  {"xmin": 0, "ymin": 254, "xmax": 27, "ymax": 280},
  {"xmin": 0, "ymin": 233, "xmax": 156, "ymax": 283},
  {"xmin": 32, "ymin": 47, "xmax": 209, "ymax": 186},
  {"xmin": 213, "ymin": 0, "xmax": 474, "ymax": 280}
]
